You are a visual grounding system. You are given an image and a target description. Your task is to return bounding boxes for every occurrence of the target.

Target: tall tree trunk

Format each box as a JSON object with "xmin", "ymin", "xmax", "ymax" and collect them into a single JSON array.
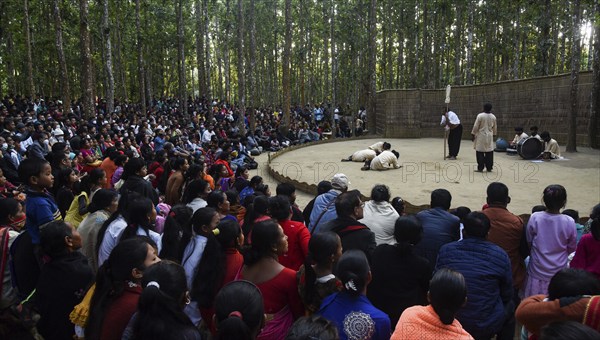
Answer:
[
  {"xmin": 454, "ymin": 0, "xmax": 462, "ymax": 85},
  {"xmin": 6, "ymin": 31, "xmax": 16, "ymax": 95},
  {"xmin": 535, "ymin": 0, "xmax": 552, "ymax": 76},
  {"xmin": 177, "ymin": 0, "xmax": 186, "ymax": 115},
  {"xmin": 204, "ymin": 0, "xmax": 211, "ymax": 99},
  {"xmin": 367, "ymin": 0, "xmax": 376, "ymax": 133},
  {"xmin": 24, "ymin": 0, "xmax": 35, "ymax": 97},
  {"xmin": 248, "ymin": 0, "xmax": 256, "ymax": 131},
  {"xmin": 224, "ymin": 0, "xmax": 231, "ymax": 102},
  {"xmin": 330, "ymin": 0, "xmax": 336, "ymax": 108},
  {"xmin": 513, "ymin": 1, "xmax": 521, "ymax": 79},
  {"xmin": 236, "ymin": 0, "xmax": 245, "ymax": 134},
  {"xmin": 79, "ymin": 0, "xmax": 94, "ymax": 118},
  {"xmin": 195, "ymin": 0, "xmax": 206, "ymax": 97},
  {"xmin": 53, "ymin": 0, "xmax": 71, "ymax": 113},
  {"xmin": 422, "ymin": 0, "xmax": 430, "ymax": 88},
  {"xmin": 567, "ymin": 0, "xmax": 581, "ymax": 152},
  {"xmin": 322, "ymin": 1, "xmax": 329, "ymax": 102},
  {"xmin": 115, "ymin": 14, "xmax": 128, "ymax": 101},
  {"xmin": 466, "ymin": 0, "xmax": 474, "ymax": 84},
  {"xmin": 135, "ymin": 0, "xmax": 146, "ymax": 114},
  {"xmin": 282, "ymin": 0, "xmax": 292, "ymax": 132},
  {"xmin": 588, "ymin": 1, "xmax": 599, "ymax": 148},
  {"xmin": 102, "ymin": 0, "xmax": 114, "ymax": 114}
]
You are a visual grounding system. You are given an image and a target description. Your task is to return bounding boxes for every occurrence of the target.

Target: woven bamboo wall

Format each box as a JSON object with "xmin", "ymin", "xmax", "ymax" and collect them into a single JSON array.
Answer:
[{"xmin": 376, "ymin": 71, "xmax": 598, "ymax": 147}]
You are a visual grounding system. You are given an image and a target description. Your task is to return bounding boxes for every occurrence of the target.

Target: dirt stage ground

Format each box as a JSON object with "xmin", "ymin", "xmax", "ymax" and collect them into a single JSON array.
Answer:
[{"xmin": 251, "ymin": 138, "xmax": 600, "ymax": 216}]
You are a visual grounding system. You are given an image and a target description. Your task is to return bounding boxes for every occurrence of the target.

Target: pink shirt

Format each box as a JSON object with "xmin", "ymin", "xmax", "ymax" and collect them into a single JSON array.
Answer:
[
  {"xmin": 570, "ymin": 233, "xmax": 600, "ymax": 280},
  {"xmin": 527, "ymin": 212, "xmax": 577, "ymax": 281}
]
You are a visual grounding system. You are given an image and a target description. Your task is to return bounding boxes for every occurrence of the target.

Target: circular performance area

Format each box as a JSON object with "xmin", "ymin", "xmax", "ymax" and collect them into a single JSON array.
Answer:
[{"xmin": 265, "ymin": 137, "xmax": 600, "ymax": 216}]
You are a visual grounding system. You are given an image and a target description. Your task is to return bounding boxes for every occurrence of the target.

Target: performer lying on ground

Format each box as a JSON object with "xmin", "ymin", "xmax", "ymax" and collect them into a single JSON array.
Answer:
[
  {"xmin": 362, "ymin": 150, "xmax": 401, "ymax": 171},
  {"xmin": 341, "ymin": 142, "xmax": 390, "ymax": 162}
]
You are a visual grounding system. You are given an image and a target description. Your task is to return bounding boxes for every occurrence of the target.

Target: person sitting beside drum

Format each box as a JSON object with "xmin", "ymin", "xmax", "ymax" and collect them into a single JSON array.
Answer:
[
  {"xmin": 530, "ymin": 126, "xmax": 542, "ymax": 141},
  {"xmin": 509, "ymin": 127, "xmax": 528, "ymax": 149},
  {"xmin": 540, "ymin": 131, "xmax": 561, "ymax": 159}
]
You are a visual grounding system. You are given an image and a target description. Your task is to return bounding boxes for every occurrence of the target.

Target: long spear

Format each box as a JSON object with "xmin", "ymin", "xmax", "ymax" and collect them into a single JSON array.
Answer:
[{"xmin": 444, "ymin": 85, "xmax": 451, "ymax": 160}]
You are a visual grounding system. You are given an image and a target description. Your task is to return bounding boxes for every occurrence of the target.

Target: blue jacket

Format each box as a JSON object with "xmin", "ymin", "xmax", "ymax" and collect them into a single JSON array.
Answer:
[
  {"xmin": 318, "ymin": 292, "xmax": 391, "ymax": 340},
  {"xmin": 413, "ymin": 207, "xmax": 460, "ymax": 268},
  {"xmin": 308, "ymin": 190, "xmax": 342, "ymax": 233},
  {"xmin": 24, "ymin": 189, "xmax": 61, "ymax": 244},
  {"xmin": 436, "ymin": 238, "xmax": 513, "ymax": 337}
]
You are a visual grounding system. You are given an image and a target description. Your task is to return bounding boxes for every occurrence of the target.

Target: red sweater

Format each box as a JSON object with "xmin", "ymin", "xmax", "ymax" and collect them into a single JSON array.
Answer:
[
  {"xmin": 570, "ymin": 233, "xmax": 600, "ymax": 280},
  {"xmin": 278, "ymin": 219, "xmax": 310, "ymax": 271},
  {"xmin": 101, "ymin": 285, "xmax": 142, "ymax": 340},
  {"xmin": 200, "ymin": 249, "xmax": 244, "ymax": 335},
  {"xmin": 240, "ymin": 267, "xmax": 305, "ymax": 319}
]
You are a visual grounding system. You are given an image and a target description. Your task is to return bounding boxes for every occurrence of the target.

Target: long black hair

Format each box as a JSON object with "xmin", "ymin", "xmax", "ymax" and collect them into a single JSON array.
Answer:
[
  {"xmin": 121, "ymin": 196, "xmax": 155, "ymax": 241},
  {"xmin": 335, "ymin": 250, "xmax": 370, "ymax": 297},
  {"xmin": 429, "ymin": 268, "xmax": 467, "ymax": 325},
  {"xmin": 86, "ymin": 237, "xmax": 156, "ymax": 340},
  {"xmin": 214, "ymin": 280, "xmax": 264, "ymax": 340},
  {"xmin": 159, "ymin": 204, "xmax": 193, "ymax": 262},
  {"xmin": 178, "ymin": 207, "xmax": 217, "ymax": 262},
  {"xmin": 192, "ymin": 219, "xmax": 241, "ymax": 308},
  {"xmin": 302, "ymin": 232, "xmax": 340, "ymax": 309},
  {"xmin": 95, "ymin": 190, "xmax": 136, "ymax": 256},
  {"xmin": 241, "ymin": 195, "xmax": 270, "ymax": 239},
  {"xmin": 132, "ymin": 261, "xmax": 198, "ymax": 340},
  {"xmin": 241, "ymin": 219, "xmax": 280, "ymax": 266}
]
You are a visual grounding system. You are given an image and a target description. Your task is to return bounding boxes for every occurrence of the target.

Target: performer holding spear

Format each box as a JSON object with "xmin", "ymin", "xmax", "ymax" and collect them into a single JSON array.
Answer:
[{"xmin": 440, "ymin": 85, "xmax": 463, "ymax": 160}]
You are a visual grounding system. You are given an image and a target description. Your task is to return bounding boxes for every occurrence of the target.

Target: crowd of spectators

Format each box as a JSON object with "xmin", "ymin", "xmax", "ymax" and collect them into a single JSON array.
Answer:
[{"xmin": 0, "ymin": 94, "xmax": 598, "ymax": 340}]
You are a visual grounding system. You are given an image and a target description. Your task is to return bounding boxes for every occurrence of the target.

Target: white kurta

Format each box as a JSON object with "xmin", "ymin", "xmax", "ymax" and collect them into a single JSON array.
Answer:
[
  {"xmin": 351, "ymin": 149, "xmax": 377, "ymax": 162},
  {"xmin": 368, "ymin": 141, "xmax": 385, "ymax": 153},
  {"xmin": 370, "ymin": 150, "xmax": 400, "ymax": 170},
  {"xmin": 471, "ymin": 112, "xmax": 497, "ymax": 152},
  {"xmin": 545, "ymin": 139, "xmax": 561, "ymax": 158}
]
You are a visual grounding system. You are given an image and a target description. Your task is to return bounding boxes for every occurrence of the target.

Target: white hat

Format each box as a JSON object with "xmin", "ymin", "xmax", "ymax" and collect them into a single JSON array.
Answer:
[{"xmin": 331, "ymin": 173, "xmax": 350, "ymax": 190}]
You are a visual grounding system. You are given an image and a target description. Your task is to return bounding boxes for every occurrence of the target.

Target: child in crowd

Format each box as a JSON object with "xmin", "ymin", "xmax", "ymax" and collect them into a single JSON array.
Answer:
[{"xmin": 523, "ymin": 185, "xmax": 577, "ymax": 298}]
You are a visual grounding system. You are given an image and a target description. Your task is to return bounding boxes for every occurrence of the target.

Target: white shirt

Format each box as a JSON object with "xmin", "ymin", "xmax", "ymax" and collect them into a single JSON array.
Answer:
[
  {"xmin": 440, "ymin": 111, "xmax": 461, "ymax": 126},
  {"xmin": 351, "ymin": 149, "xmax": 377, "ymax": 162},
  {"xmin": 202, "ymin": 129, "xmax": 215, "ymax": 143},
  {"xmin": 187, "ymin": 198, "xmax": 208, "ymax": 214},
  {"xmin": 370, "ymin": 150, "xmax": 400, "ymax": 170}
]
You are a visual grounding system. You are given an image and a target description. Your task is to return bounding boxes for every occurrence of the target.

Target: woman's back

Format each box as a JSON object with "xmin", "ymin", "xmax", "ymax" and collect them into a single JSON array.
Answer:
[{"xmin": 368, "ymin": 244, "xmax": 431, "ymax": 326}]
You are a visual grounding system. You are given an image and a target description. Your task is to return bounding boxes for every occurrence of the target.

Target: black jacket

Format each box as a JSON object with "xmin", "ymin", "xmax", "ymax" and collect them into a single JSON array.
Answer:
[
  {"xmin": 120, "ymin": 175, "xmax": 159, "ymax": 205},
  {"xmin": 325, "ymin": 217, "xmax": 376, "ymax": 263},
  {"xmin": 35, "ymin": 251, "xmax": 94, "ymax": 340}
]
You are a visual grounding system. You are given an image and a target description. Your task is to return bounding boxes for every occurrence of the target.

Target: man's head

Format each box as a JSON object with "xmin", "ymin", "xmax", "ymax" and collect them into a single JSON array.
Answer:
[
  {"xmin": 430, "ymin": 189, "xmax": 452, "ymax": 210},
  {"xmin": 331, "ymin": 173, "xmax": 349, "ymax": 192},
  {"xmin": 486, "ymin": 182, "xmax": 510, "ymax": 206},
  {"xmin": 483, "ymin": 103, "xmax": 493, "ymax": 113},
  {"xmin": 335, "ymin": 190, "xmax": 363, "ymax": 220},
  {"xmin": 547, "ymin": 268, "xmax": 600, "ymax": 300},
  {"xmin": 515, "ymin": 127, "xmax": 523, "ymax": 133},
  {"xmin": 540, "ymin": 131, "xmax": 551, "ymax": 142},
  {"xmin": 276, "ymin": 183, "xmax": 297, "ymax": 204},
  {"xmin": 382, "ymin": 142, "xmax": 391, "ymax": 150},
  {"xmin": 463, "ymin": 212, "xmax": 491, "ymax": 239},
  {"xmin": 530, "ymin": 126, "xmax": 539, "ymax": 135}
]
